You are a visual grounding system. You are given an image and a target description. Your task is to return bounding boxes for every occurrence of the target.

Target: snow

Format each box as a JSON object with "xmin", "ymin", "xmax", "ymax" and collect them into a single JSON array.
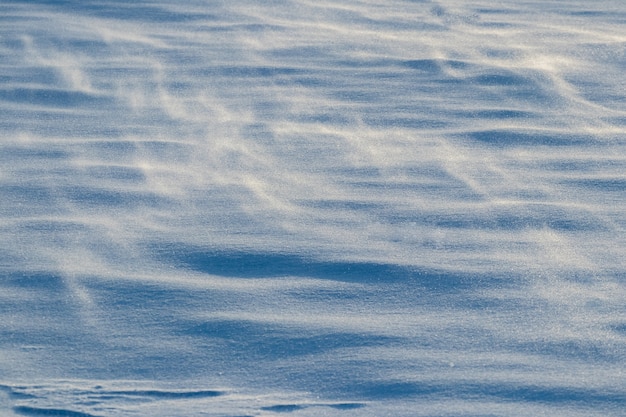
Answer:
[{"xmin": 1, "ymin": 1, "xmax": 625, "ymax": 416}]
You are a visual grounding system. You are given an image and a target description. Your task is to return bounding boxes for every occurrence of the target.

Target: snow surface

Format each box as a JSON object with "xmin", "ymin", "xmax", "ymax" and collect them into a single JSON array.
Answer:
[{"xmin": 1, "ymin": 0, "xmax": 626, "ymax": 416}]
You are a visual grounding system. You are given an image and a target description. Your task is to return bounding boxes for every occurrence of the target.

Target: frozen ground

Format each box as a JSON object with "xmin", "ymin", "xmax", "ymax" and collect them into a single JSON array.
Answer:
[{"xmin": 1, "ymin": 0, "xmax": 625, "ymax": 416}]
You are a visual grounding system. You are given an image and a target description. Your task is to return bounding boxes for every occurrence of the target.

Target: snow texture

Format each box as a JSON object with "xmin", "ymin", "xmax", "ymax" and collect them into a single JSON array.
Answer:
[{"xmin": 1, "ymin": 0, "xmax": 625, "ymax": 416}]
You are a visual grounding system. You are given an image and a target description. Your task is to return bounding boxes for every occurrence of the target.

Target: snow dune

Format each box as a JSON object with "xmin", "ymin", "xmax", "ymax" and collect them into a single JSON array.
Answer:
[{"xmin": 1, "ymin": 1, "xmax": 625, "ymax": 416}]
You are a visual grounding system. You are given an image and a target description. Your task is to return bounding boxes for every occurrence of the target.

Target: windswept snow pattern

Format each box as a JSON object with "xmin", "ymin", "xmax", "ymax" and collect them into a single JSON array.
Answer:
[{"xmin": 1, "ymin": 0, "xmax": 626, "ymax": 416}]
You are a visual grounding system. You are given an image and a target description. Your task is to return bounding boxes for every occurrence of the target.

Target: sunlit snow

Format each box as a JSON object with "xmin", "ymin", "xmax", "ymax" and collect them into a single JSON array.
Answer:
[{"xmin": 1, "ymin": 1, "xmax": 625, "ymax": 416}]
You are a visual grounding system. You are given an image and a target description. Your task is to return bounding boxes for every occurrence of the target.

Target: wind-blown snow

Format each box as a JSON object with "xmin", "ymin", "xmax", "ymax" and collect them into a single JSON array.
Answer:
[{"xmin": 1, "ymin": 0, "xmax": 625, "ymax": 416}]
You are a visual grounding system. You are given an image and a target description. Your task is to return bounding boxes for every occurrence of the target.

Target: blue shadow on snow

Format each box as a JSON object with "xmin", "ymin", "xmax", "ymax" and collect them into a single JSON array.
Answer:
[{"xmin": 150, "ymin": 246, "xmax": 513, "ymax": 290}]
